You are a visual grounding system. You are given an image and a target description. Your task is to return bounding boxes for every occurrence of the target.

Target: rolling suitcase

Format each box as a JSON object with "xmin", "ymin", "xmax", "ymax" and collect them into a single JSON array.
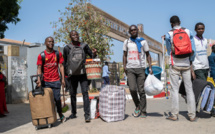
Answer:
[{"xmin": 29, "ymin": 75, "xmax": 57, "ymax": 130}]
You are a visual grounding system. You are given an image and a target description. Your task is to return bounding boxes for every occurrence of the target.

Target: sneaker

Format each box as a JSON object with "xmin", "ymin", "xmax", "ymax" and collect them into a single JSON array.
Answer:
[
  {"xmin": 60, "ymin": 115, "xmax": 67, "ymax": 123},
  {"xmin": 69, "ymin": 114, "xmax": 77, "ymax": 119},
  {"xmin": 85, "ymin": 116, "xmax": 91, "ymax": 123},
  {"xmin": 140, "ymin": 113, "xmax": 147, "ymax": 118},
  {"xmin": 166, "ymin": 115, "xmax": 178, "ymax": 121},
  {"xmin": 132, "ymin": 109, "xmax": 140, "ymax": 118},
  {"xmin": 189, "ymin": 117, "xmax": 198, "ymax": 122}
]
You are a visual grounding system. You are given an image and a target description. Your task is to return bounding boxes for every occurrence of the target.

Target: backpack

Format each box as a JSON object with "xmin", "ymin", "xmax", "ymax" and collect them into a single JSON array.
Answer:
[
  {"xmin": 66, "ymin": 43, "xmax": 87, "ymax": 76},
  {"xmin": 200, "ymin": 85, "xmax": 211, "ymax": 110},
  {"xmin": 171, "ymin": 28, "xmax": 192, "ymax": 58},
  {"xmin": 40, "ymin": 50, "xmax": 60, "ymax": 73}
]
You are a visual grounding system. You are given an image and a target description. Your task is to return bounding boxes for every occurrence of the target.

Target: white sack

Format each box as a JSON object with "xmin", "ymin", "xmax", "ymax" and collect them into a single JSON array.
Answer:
[{"xmin": 144, "ymin": 74, "xmax": 163, "ymax": 96}]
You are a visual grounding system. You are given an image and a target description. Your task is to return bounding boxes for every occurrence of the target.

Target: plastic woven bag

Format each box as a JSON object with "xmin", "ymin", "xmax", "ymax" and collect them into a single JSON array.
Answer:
[{"xmin": 144, "ymin": 74, "xmax": 163, "ymax": 96}]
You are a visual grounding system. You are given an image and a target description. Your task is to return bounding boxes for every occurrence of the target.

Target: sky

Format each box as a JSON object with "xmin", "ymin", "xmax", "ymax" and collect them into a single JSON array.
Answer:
[{"xmin": 4, "ymin": 0, "xmax": 215, "ymax": 62}]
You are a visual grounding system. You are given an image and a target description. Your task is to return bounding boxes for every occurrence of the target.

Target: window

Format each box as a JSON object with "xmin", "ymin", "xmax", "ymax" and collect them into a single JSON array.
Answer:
[{"xmin": 0, "ymin": 46, "xmax": 3, "ymax": 53}]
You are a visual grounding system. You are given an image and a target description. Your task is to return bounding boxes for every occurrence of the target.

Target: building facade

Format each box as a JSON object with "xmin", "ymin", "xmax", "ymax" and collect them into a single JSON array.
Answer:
[{"xmin": 91, "ymin": 4, "xmax": 164, "ymax": 68}]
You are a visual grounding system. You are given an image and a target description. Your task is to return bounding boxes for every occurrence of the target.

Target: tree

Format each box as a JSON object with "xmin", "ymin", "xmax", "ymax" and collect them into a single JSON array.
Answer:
[
  {"xmin": 0, "ymin": 0, "xmax": 22, "ymax": 38},
  {"xmin": 52, "ymin": 0, "xmax": 113, "ymax": 62}
]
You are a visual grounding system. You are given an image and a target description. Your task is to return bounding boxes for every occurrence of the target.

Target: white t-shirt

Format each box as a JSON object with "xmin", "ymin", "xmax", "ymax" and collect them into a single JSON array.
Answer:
[
  {"xmin": 123, "ymin": 38, "xmax": 149, "ymax": 68},
  {"xmin": 193, "ymin": 36, "xmax": 209, "ymax": 70}
]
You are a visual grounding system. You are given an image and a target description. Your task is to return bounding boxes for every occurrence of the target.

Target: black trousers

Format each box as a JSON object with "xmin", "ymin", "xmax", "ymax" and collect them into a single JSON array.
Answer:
[
  {"xmin": 67, "ymin": 74, "xmax": 90, "ymax": 118},
  {"xmin": 127, "ymin": 68, "xmax": 147, "ymax": 114}
]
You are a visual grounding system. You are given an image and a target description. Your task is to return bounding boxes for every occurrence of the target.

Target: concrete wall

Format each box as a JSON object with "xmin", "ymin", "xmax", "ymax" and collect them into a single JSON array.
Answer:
[{"xmin": 7, "ymin": 46, "xmax": 28, "ymax": 103}]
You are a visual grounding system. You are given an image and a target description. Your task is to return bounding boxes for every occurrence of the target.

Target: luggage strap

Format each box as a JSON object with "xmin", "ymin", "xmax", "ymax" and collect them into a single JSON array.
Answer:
[
  {"xmin": 46, "ymin": 118, "xmax": 48, "ymax": 124},
  {"xmin": 37, "ymin": 119, "xmax": 40, "ymax": 126}
]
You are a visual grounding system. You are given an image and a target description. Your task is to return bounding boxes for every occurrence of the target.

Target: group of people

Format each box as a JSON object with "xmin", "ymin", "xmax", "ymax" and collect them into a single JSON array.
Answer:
[
  {"xmin": 123, "ymin": 15, "xmax": 215, "ymax": 122},
  {"xmin": 36, "ymin": 30, "xmax": 97, "ymax": 123},
  {"xmin": 1, "ymin": 14, "xmax": 213, "ymax": 123},
  {"xmin": 36, "ymin": 15, "xmax": 215, "ymax": 124}
]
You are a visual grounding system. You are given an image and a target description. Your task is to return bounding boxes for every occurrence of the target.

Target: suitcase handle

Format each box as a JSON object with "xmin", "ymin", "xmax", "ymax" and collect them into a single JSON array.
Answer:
[{"xmin": 30, "ymin": 74, "xmax": 44, "ymax": 97}]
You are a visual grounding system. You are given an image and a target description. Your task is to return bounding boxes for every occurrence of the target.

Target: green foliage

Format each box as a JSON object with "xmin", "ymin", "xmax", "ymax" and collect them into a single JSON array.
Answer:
[
  {"xmin": 89, "ymin": 88, "xmax": 98, "ymax": 93},
  {"xmin": 165, "ymin": 64, "xmax": 169, "ymax": 69},
  {"xmin": 52, "ymin": 0, "xmax": 113, "ymax": 62},
  {"xmin": 0, "ymin": 0, "xmax": 21, "ymax": 38},
  {"xmin": 120, "ymin": 67, "xmax": 124, "ymax": 80}
]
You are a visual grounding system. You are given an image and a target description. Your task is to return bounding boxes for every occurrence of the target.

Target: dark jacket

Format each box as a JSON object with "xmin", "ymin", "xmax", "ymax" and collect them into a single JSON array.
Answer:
[{"xmin": 208, "ymin": 52, "xmax": 215, "ymax": 80}]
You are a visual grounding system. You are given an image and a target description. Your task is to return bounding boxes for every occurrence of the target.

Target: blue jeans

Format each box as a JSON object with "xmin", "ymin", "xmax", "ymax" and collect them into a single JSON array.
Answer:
[
  {"xmin": 103, "ymin": 76, "xmax": 110, "ymax": 85},
  {"xmin": 42, "ymin": 80, "xmax": 62, "ymax": 117}
]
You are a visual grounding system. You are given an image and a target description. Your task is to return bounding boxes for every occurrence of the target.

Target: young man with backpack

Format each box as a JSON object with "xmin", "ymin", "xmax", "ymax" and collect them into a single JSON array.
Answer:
[
  {"xmin": 165, "ymin": 16, "xmax": 197, "ymax": 122},
  {"xmin": 36, "ymin": 37, "xmax": 66, "ymax": 122},
  {"xmin": 192, "ymin": 22, "xmax": 209, "ymax": 80},
  {"xmin": 123, "ymin": 25, "xmax": 153, "ymax": 118},
  {"xmin": 63, "ymin": 30, "xmax": 97, "ymax": 123}
]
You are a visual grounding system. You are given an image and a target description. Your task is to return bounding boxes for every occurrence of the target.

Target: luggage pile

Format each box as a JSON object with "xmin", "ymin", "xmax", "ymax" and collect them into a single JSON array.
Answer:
[
  {"xmin": 179, "ymin": 79, "xmax": 215, "ymax": 114},
  {"xmin": 99, "ymin": 85, "xmax": 126, "ymax": 122},
  {"xmin": 196, "ymin": 83, "xmax": 215, "ymax": 112},
  {"xmin": 89, "ymin": 96, "xmax": 100, "ymax": 119}
]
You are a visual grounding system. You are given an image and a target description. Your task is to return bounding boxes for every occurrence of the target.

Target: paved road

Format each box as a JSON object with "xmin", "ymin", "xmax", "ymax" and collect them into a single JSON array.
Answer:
[{"xmin": 1, "ymin": 96, "xmax": 215, "ymax": 134}]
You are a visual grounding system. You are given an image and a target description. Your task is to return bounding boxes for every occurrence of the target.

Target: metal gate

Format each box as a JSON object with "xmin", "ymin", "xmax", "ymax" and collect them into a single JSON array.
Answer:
[{"xmin": 108, "ymin": 62, "xmax": 120, "ymax": 86}]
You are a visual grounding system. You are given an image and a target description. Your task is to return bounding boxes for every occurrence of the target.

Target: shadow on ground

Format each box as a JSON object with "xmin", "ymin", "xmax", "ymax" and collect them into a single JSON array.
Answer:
[
  {"xmin": 179, "ymin": 111, "xmax": 212, "ymax": 120},
  {"xmin": 0, "ymin": 104, "xmax": 32, "ymax": 133},
  {"xmin": 147, "ymin": 112, "xmax": 163, "ymax": 117}
]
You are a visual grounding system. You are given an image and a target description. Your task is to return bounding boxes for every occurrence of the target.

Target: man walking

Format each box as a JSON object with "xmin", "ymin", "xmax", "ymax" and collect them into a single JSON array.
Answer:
[
  {"xmin": 165, "ymin": 16, "xmax": 197, "ymax": 121},
  {"xmin": 123, "ymin": 25, "xmax": 152, "ymax": 118},
  {"xmin": 36, "ymin": 37, "xmax": 66, "ymax": 122},
  {"xmin": 102, "ymin": 62, "xmax": 110, "ymax": 85},
  {"xmin": 63, "ymin": 30, "xmax": 97, "ymax": 122}
]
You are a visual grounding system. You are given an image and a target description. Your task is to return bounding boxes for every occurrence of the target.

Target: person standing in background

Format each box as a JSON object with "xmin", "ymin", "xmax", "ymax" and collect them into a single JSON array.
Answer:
[
  {"xmin": 0, "ymin": 66, "xmax": 9, "ymax": 117},
  {"xmin": 192, "ymin": 22, "xmax": 209, "ymax": 80},
  {"xmin": 102, "ymin": 62, "xmax": 110, "ymax": 85},
  {"xmin": 208, "ymin": 45, "xmax": 215, "ymax": 117}
]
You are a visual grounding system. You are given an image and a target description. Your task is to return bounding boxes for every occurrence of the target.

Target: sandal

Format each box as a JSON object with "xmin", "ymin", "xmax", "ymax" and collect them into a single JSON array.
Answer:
[
  {"xmin": 132, "ymin": 109, "xmax": 140, "ymax": 117},
  {"xmin": 60, "ymin": 115, "xmax": 67, "ymax": 123},
  {"xmin": 140, "ymin": 113, "xmax": 147, "ymax": 118}
]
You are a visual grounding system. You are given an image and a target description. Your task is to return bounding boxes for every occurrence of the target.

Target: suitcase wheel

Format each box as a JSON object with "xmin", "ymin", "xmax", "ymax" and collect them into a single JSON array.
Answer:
[
  {"xmin": 35, "ymin": 126, "xmax": 38, "ymax": 130},
  {"xmin": 48, "ymin": 124, "xmax": 52, "ymax": 128}
]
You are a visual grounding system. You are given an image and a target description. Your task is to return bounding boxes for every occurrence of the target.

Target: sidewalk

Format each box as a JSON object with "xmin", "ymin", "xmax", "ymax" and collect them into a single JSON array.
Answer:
[{"xmin": 1, "ymin": 96, "xmax": 215, "ymax": 134}]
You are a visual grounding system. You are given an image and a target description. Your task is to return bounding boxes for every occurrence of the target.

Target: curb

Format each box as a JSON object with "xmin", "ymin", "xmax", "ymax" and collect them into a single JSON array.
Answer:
[{"xmin": 65, "ymin": 91, "xmax": 170, "ymax": 103}]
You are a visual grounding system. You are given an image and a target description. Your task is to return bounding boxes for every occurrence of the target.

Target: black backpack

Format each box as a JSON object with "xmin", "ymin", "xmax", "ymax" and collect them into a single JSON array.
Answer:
[
  {"xmin": 66, "ymin": 43, "xmax": 87, "ymax": 76},
  {"xmin": 40, "ymin": 50, "xmax": 60, "ymax": 73}
]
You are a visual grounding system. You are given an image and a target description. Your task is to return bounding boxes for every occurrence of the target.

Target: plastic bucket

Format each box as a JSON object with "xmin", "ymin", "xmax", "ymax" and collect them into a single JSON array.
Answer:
[
  {"xmin": 145, "ymin": 66, "xmax": 162, "ymax": 80},
  {"xmin": 85, "ymin": 62, "xmax": 102, "ymax": 80}
]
